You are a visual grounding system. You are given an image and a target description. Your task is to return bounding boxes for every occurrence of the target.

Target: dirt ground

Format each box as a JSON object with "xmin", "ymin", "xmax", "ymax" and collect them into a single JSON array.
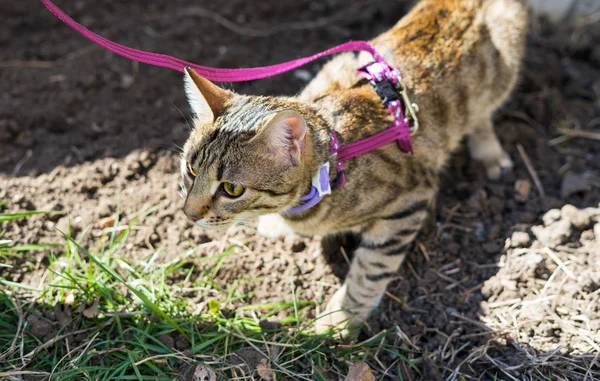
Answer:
[{"xmin": 2, "ymin": 0, "xmax": 600, "ymax": 379}]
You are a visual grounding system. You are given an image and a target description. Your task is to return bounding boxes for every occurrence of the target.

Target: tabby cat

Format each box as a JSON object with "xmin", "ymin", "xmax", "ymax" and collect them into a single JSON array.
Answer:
[{"xmin": 180, "ymin": 0, "xmax": 528, "ymax": 333}]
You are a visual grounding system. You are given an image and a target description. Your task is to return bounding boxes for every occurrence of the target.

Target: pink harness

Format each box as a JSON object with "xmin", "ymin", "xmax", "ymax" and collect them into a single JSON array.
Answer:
[{"xmin": 41, "ymin": 0, "xmax": 419, "ymax": 214}]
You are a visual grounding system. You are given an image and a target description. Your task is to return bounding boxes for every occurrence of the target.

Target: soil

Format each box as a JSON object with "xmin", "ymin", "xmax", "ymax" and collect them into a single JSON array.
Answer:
[{"xmin": 2, "ymin": 0, "xmax": 600, "ymax": 379}]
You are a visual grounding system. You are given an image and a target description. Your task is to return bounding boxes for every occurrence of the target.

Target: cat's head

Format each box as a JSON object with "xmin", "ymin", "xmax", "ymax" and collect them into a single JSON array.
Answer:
[{"xmin": 180, "ymin": 68, "xmax": 319, "ymax": 229}]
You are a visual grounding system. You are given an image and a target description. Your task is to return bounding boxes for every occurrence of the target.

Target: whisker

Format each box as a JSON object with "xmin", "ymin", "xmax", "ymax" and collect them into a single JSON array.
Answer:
[
  {"xmin": 179, "ymin": 183, "xmax": 188, "ymax": 196},
  {"xmin": 159, "ymin": 145, "xmax": 184, "ymax": 154},
  {"xmin": 170, "ymin": 101, "xmax": 193, "ymax": 133}
]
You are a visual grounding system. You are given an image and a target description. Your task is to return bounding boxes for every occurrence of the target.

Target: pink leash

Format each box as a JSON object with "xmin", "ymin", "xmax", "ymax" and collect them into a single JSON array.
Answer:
[
  {"xmin": 41, "ymin": 0, "xmax": 417, "ymax": 214},
  {"xmin": 40, "ymin": 0, "xmax": 385, "ymax": 82}
]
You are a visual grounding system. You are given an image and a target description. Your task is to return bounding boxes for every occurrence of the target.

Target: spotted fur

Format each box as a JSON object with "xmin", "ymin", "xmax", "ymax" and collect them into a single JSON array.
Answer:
[{"xmin": 181, "ymin": 0, "xmax": 528, "ymax": 333}]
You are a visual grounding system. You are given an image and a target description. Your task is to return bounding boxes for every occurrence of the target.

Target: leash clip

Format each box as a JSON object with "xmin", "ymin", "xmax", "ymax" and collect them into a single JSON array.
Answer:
[{"xmin": 391, "ymin": 71, "xmax": 420, "ymax": 135}]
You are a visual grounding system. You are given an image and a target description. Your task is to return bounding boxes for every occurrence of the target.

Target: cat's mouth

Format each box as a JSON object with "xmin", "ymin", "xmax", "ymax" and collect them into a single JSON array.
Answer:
[{"xmin": 193, "ymin": 220, "xmax": 231, "ymax": 231}]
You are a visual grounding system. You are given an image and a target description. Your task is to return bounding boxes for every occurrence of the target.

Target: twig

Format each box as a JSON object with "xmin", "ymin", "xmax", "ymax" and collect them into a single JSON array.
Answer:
[
  {"xmin": 548, "ymin": 128, "xmax": 600, "ymax": 146},
  {"xmin": 516, "ymin": 144, "xmax": 546, "ymax": 198},
  {"xmin": 435, "ymin": 223, "xmax": 473, "ymax": 242},
  {"xmin": 385, "ymin": 291, "xmax": 402, "ymax": 305},
  {"xmin": 416, "ymin": 240, "xmax": 430, "ymax": 262},
  {"xmin": 543, "ymin": 248, "xmax": 576, "ymax": 280}
]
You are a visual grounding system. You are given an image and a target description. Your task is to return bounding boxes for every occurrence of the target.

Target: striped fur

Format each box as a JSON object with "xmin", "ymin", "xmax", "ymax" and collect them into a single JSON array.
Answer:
[{"xmin": 181, "ymin": 0, "xmax": 528, "ymax": 334}]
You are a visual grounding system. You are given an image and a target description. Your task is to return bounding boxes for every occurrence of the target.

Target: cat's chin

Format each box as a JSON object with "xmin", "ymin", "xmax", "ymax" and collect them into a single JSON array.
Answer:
[{"xmin": 193, "ymin": 220, "xmax": 230, "ymax": 231}]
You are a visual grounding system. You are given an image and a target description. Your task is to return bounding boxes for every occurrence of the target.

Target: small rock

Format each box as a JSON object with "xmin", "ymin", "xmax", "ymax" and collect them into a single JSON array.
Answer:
[
  {"xmin": 542, "ymin": 209, "xmax": 561, "ymax": 226},
  {"xmin": 510, "ymin": 231, "xmax": 531, "ymax": 248},
  {"xmin": 64, "ymin": 292, "xmax": 75, "ymax": 305},
  {"xmin": 561, "ymin": 204, "xmax": 590, "ymax": 230},
  {"xmin": 514, "ymin": 179, "xmax": 531, "ymax": 201},
  {"xmin": 561, "ymin": 172, "xmax": 591, "ymax": 198},
  {"xmin": 584, "ymin": 207, "xmax": 600, "ymax": 222},
  {"xmin": 532, "ymin": 219, "xmax": 572, "ymax": 248},
  {"xmin": 501, "ymin": 279, "xmax": 518, "ymax": 291},
  {"xmin": 580, "ymin": 229, "xmax": 595, "ymax": 244},
  {"xmin": 120, "ymin": 74, "xmax": 135, "ymax": 88}
]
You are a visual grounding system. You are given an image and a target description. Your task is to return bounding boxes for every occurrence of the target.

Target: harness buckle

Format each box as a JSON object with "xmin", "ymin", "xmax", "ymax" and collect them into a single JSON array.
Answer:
[{"xmin": 373, "ymin": 80, "xmax": 400, "ymax": 105}]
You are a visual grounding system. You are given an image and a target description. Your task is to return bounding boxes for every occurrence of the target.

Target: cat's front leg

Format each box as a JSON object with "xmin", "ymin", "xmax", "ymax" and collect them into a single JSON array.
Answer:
[{"xmin": 315, "ymin": 200, "xmax": 429, "ymax": 336}]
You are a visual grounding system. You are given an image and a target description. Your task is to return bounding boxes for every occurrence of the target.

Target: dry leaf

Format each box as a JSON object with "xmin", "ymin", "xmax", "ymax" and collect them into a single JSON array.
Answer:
[
  {"xmin": 256, "ymin": 358, "xmax": 275, "ymax": 380},
  {"xmin": 344, "ymin": 362, "xmax": 375, "ymax": 381},
  {"xmin": 191, "ymin": 364, "xmax": 216, "ymax": 381},
  {"xmin": 82, "ymin": 300, "xmax": 100, "ymax": 318},
  {"xmin": 99, "ymin": 215, "xmax": 116, "ymax": 228},
  {"xmin": 178, "ymin": 363, "xmax": 217, "ymax": 381}
]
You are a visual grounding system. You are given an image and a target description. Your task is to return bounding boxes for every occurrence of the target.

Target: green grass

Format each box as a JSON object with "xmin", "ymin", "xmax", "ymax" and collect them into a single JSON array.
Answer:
[{"xmin": 0, "ymin": 204, "xmax": 417, "ymax": 380}]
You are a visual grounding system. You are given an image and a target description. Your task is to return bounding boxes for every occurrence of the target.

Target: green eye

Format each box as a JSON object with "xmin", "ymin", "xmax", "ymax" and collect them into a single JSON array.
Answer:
[{"xmin": 222, "ymin": 182, "xmax": 245, "ymax": 197}]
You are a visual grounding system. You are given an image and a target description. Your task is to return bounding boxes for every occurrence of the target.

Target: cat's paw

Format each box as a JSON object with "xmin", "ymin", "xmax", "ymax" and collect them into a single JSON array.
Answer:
[
  {"xmin": 314, "ymin": 285, "xmax": 364, "ymax": 338},
  {"xmin": 257, "ymin": 214, "xmax": 294, "ymax": 239},
  {"xmin": 483, "ymin": 150, "xmax": 513, "ymax": 180}
]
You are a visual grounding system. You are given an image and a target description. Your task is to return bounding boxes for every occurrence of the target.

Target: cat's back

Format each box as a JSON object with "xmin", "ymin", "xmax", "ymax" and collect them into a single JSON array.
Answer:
[{"xmin": 300, "ymin": 0, "xmax": 528, "ymax": 101}]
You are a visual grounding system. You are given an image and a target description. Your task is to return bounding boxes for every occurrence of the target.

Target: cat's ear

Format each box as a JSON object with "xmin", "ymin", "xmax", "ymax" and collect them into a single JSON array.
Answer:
[
  {"xmin": 184, "ymin": 67, "xmax": 232, "ymax": 123},
  {"xmin": 252, "ymin": 110, "xmax": 307, "ymax": 167}
]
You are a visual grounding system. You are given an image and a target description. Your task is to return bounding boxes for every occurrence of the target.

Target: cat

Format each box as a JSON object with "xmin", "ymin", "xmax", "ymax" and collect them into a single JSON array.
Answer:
[{"xmin": 180, "ymin": 0, "xmax": 528, "ymax": 334}]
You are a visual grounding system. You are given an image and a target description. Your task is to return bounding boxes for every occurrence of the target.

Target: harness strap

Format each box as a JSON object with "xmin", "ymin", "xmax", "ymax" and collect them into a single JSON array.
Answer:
[{"xmin": 282, "ymin": 60, "xmax": 415, "ymax": 214}]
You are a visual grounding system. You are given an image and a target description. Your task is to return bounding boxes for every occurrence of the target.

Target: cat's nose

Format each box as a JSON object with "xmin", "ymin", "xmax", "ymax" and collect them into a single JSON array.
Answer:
[
  {"xmin": 183, "ymin": 202, "xmax": 206, "ymax": 222},
  {"xmin": 185, "ymin": 212, "xmax": 199, "ymax": 222}
]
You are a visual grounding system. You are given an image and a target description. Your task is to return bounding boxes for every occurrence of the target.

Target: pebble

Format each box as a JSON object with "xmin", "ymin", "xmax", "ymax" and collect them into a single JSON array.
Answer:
[
  {"xmin": 580, "ymin": 229, "xmax": 596, "ymax": 244},
  {"xmin": 561, "ymin": 204, "xmax": 590, "ymax": 230},
  {"xmin": 514, "ymin": 178, "xmax": 531, "ymax": 201},
  {"xmin": 542, "ymin": 209, "xmax": 561, "ymax": 226},
  {"xmin": 532, "ymin": 219, "xmax": 572, "ymax": 248},
  {"xmin": 510, "ymin": 231, "xmax": 531, "ymax": 248}
]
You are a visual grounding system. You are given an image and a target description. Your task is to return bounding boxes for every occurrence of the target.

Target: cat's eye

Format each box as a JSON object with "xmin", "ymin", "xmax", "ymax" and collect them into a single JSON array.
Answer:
[
  {"xmin": 186, "ymin": 162, "xmax": 197, "ymax": 178},
  {"xmin": 222, "ymin": 182, "xmax": 245, "ymax": 198}
]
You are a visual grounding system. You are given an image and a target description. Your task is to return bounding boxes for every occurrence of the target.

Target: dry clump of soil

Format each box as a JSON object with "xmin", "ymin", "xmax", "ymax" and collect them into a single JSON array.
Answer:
[
  {"xmin": 1, "ymin": 0, "xmax": 600, "ymax": 379},
  {"xmin": 483, "ymin": 205, "xmax": 600, "ymax": 355}
]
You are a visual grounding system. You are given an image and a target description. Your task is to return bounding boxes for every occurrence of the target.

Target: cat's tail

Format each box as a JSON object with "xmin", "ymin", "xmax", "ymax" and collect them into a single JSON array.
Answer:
[{"xmin": 484, "ymin": 0, "xmax": 529, "ymax": 71}]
